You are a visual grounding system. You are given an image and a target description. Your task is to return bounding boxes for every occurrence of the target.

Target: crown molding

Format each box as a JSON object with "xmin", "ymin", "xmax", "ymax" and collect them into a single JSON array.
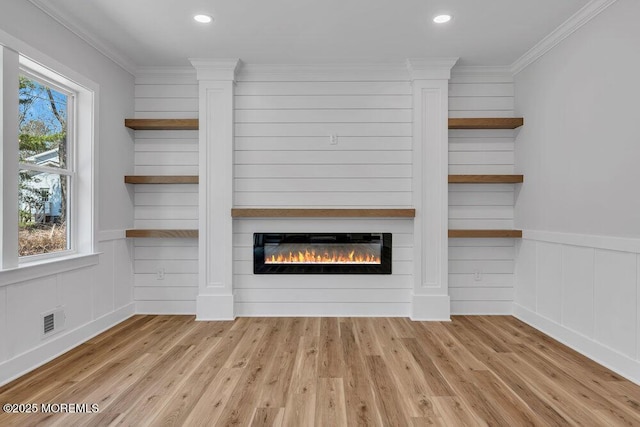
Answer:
[
  {"xmin": 511, "ymin": 0, "xmax": 618, "ymax": 75},
  {"xmin": 406, "ymin": 58, "xmax": 459, "ymax": 80},
  {"xmin": 27, "ymin": 0, "xmax": 137, "ymax": 76},
  {"xmin": 235, "ymin": 63, "xmax": 411, "ymax": 82},
  {"xmin": 189, "ymin": 59, "xmax": 241, "ymax": 81}
]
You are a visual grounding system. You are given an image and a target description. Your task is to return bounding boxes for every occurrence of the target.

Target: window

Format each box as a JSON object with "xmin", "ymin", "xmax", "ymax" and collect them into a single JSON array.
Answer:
[
  {"xmin": 0, "ymin": 45, "xmax": 97, "ymax": 272},
  {"xmin": 18, "ymin": 73, "xmax": 74, "ymax": 258}
]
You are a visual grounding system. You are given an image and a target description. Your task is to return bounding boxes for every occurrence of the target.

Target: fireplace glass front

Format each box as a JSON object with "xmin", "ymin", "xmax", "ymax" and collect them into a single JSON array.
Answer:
[{"xmin": 253, "ymin": 233, "xmax": 392, "ymax": 274}]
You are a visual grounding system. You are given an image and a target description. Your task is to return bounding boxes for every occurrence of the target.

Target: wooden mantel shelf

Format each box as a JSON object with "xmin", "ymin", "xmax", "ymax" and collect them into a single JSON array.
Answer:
[
  {"xmin": 231, "ymin": 208, "xmax": 416, "ymax": 218},
  {"xmin": 126, "ymin": 229, "xmax": 198, "ymax": 238},
  {"xmin": 449, "ymin": 175, "xmax": 523, "ymax": 184},
  {"xmin": 125, "ymin": 119, "xmax": 199, "ymax": 130},
  {"xmin": 449, "ymin": 229, "xmax": 522, "ymax": 238},
  {"xmin": 448, "ymin": 118, "xmax": 523, "ymax": 129},
  {"xmin": 124, "ymin": 175, "xmax": 199, "ymax": 184}
]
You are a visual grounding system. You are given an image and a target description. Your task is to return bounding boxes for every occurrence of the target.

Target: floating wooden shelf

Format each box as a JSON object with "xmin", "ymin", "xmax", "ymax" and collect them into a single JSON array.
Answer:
[
  {"xmin": 126, "ymin": 229, "xmax": 198, "ymax": 238},
  {"xmin": 124, "ymin": 175, "xmax": 199, "ymax": 184},
  {"xmin": 449, "ymin": 175, "xmax": 523, "ymax": 184},
  {"xmin": 449, "ymin": 229, "xmax": 522, "ymax": 238},
  {"xmin": 124, "ymin": 119, "xmax": 199, "ymax": 130},
  {"xmin": 231, "ymin": 208, "xmax": 416, "ymax": 218},
  {"xmin": 448, "ymin": 118, "xmax": 523, "ymax": 130}
]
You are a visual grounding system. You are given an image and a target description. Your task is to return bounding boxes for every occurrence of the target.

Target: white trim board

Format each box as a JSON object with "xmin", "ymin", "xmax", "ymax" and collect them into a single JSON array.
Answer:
[
  {"xmin": 0, "ymin": 303, "xmax": 135, "ymax": 386},
  {"xmin": 523, "ymin": 230, "xmax": 640, "ymax": 254},
  {"xmin": 0, "ymin": 254, "xmax": 99, "ymax": 288},
  {"xmin": 514, "ymin": 303, "xmax": 640, "ymax": 385}
]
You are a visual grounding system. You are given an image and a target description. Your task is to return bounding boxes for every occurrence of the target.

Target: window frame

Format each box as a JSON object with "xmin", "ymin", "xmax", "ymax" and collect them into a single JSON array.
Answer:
[{"xmin": 0, "ymin": 39, "xmax": 98, "ymax": 277}]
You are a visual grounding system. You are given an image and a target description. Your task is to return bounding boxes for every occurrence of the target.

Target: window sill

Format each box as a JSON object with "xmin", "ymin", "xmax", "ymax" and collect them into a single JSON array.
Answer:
[{"xmin": 0, "ymin": 253, "xmax": 99, "ymax": 287}]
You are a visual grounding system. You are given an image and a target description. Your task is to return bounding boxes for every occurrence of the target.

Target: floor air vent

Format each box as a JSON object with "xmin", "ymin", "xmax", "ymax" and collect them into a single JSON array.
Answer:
[{"xmin": 42, "ymin": 308, "xmax": 65, "ymax": 338}]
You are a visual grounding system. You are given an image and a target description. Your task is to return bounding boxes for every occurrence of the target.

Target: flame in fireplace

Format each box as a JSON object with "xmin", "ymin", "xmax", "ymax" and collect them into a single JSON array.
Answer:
[{"xmin": 265, "ymin": 248, "xmax": 381, "ymax": 264}]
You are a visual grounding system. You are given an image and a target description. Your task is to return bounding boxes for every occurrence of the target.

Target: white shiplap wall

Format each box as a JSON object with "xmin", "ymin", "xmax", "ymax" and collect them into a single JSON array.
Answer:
[
  {"xmin": 131, "ymin": 68, "xmax": 518, "ymax": 315},
  {"xmin": 132, "ymin": 71, "xmax": 199, "ymax": 314},
  {"xmin": 234, "ymin": 81, "xmax": 412, "ymax": 208},
  {"xmin": 233, "ymin": 79, "xmax": 413, "ymax": 315},
  {"xmin": 448, "ymin": 71, "xmax": 517, "ymax": 314}
]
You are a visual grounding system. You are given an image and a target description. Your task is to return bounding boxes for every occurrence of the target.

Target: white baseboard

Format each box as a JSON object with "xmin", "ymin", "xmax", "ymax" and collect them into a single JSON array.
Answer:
[
  {"xmin": 0, "ymin": 303, "xmax": 135, "ymax": 387},
  {"xmin": 135, "ymin": 300, "xmax": 196, "ymax": 315},
  {"xmin": 410, "ymin": 294, "xmax": 451, "ymax": 321},
  {"xmin": 514, "ymin": 304, "xmax": 640, "ymax": 385},
  {"xmin": 235, "ymin": 302, "xmax": 410, "ymax": 317},
  {"xmin": 196, "ymin": 294, "xmax": 235, "ymax": 320}
]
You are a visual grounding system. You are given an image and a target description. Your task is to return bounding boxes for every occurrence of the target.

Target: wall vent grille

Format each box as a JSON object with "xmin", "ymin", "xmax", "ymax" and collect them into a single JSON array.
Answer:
[
  {"xmin": 41, "ymin": 308, "xmax": 65, "ymax": 338},
  {"xmin": 43, "ymin": 313, "xmax": 55, "ymax": 334}
]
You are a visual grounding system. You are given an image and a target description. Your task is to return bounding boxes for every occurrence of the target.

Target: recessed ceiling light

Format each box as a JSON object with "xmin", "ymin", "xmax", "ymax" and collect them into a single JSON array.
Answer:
[
  {"xmin": 193, "ymin": 14, "xmax": 213, "ymax": 24},
  {"xmin": 433, "ymin": 14, "xmax": 452, "ymax": 24}
]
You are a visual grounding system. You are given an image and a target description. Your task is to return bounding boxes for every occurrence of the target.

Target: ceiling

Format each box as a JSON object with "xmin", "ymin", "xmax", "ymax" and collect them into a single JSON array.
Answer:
[{"xmin": 31, "ymin": 0, "xmax": 590, "ymax": 71}]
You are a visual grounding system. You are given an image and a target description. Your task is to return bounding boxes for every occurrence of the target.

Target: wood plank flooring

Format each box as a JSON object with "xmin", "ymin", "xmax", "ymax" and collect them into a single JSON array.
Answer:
[{"xmin": 1, "ymin": 316, "xmax": 639, "ymax": 426}]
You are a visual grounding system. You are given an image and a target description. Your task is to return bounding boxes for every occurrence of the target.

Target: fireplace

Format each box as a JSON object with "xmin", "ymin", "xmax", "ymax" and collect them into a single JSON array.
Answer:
[{"xmin": 253, "ymin": 233, "xmax": 392, "ymax": 274}]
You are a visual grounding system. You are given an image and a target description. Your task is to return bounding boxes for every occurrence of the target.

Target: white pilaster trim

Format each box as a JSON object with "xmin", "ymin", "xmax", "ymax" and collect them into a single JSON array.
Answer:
[
  {"xmin": 409, "ymin": 58, "xmax": 455, "ymax": 321},
  {"xmin": 189, "ymin": 59, "xmax": 241, "ymax": 81},
  {"xmin": 511, "ymin": 0, "xmax": 619, "ymax": 75},
  {"xmin": 191, "ymin": 60, "xmax": 238, "ymax": 320},
  {"xmin": 406, "ymin": 58, "xmax": 459, "ymax": 80}
]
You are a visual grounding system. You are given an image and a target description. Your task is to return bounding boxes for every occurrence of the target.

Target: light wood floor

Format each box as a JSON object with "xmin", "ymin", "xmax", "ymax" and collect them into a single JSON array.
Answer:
[{"xmin": 1, "ymin": 316, "xmax": 640, "ymax": 426}]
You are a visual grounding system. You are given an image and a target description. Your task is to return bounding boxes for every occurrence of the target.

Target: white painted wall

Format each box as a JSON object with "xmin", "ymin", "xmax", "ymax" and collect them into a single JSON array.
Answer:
[
  {"xmin": 514, "ymin": 0, "xmax": 640, "ymax": 383},
  {"xmin": 448, "ymin": 70, "xmax": 517, "ymax": 314},
  {"xmin": 0, "ymin": 0, "xmax": 134, "ymax": 385}
]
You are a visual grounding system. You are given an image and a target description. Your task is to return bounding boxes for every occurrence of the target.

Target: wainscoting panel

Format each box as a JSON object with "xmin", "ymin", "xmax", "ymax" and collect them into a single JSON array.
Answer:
[{"xmin": 515, "ymin": 232, "xmax": 640, "ymax": 384}]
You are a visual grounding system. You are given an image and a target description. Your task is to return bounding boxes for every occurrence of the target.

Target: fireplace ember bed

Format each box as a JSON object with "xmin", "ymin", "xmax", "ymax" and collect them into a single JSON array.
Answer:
[{"xmin": 253, "ymin": 233, "xmax": 392, "ymax": 274}]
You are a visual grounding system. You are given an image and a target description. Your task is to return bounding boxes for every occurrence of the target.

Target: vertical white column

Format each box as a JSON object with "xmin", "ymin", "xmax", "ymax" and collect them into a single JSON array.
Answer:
[
  {"xmin": 0, "ymin": 46, "xmax": 19, "ymax": 269},
  {"xmin": 407, "ymin": 58, "xmax": 458, "ymax": 320},
  {"xmin": 190, "ymin": 59, "xmax": 240, "ymax": 320}
]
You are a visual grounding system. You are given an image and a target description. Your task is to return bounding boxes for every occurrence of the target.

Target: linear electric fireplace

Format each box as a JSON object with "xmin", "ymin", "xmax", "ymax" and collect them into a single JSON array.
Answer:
[{"xmin": 254, "ymin": 233, "xmax": 392, "ymax": 274}]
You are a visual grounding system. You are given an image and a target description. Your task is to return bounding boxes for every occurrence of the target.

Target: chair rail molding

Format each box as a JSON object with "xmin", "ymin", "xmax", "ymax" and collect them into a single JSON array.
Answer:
[
  {"xmin": 190, "ymin": 59, "xmax": 240, "ymax": 320},
  {"xmin": 407, "ymin": 58, "xmax": 458, "ymax": 320}
]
